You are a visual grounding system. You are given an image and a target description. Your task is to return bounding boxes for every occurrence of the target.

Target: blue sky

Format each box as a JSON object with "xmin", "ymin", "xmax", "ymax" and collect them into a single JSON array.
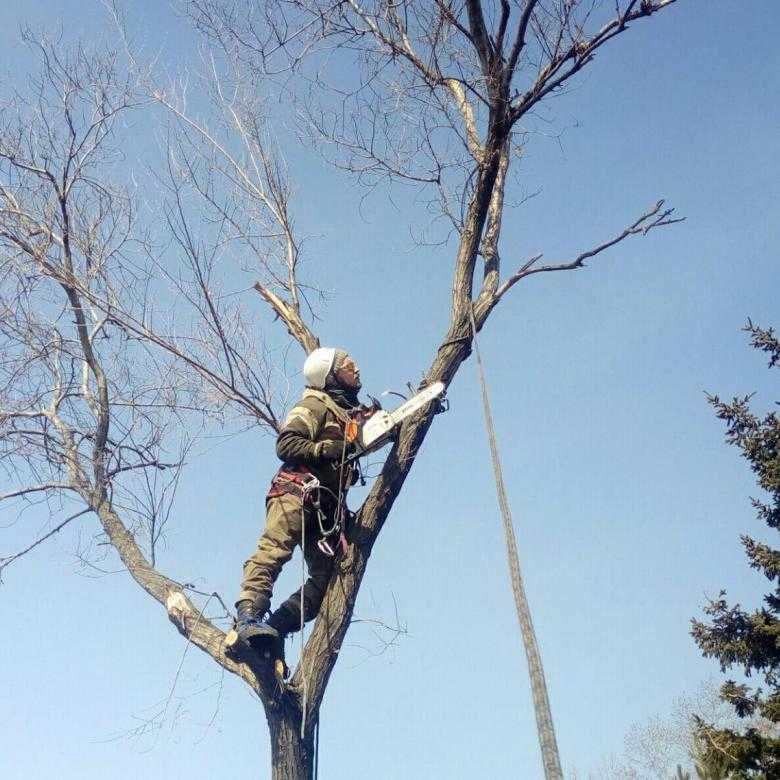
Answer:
[{"xmin": 1, "ymin": 2, "xmax": 779, "ymax": 778}]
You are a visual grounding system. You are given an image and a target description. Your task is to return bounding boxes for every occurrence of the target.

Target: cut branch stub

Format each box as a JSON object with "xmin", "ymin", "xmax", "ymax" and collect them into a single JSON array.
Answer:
[
  {"xmin": 165, "ymin": 590, "xmax": 191, "ymax": 634},
  {"xmin": 254, "ymin": 283, "xmax": 320, "ymax": 354}
]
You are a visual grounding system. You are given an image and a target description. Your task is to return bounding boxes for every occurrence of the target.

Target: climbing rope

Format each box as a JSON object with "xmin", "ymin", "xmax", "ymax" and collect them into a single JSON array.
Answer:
[
  {"xmin": 313, "ymin": 719, "xmax": 320, "ymax": 780},
  {"xmin": 468, "ymin": 307, "xmax": 564, "ymax": 780},
  {"xmin": 300, "ymin": 483, "xmax": 309, "ymax": 740}
]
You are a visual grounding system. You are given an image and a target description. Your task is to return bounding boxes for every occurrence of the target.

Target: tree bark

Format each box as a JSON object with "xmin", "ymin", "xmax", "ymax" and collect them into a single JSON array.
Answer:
[{"xmin": 268, "ymin": 706, "xmax": 315, "ymax": 780}]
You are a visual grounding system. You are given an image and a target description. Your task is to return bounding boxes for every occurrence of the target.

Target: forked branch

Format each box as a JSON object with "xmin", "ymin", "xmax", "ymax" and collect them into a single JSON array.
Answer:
[{"xmin": 493, "ymin": 200, "xmax": 684, "ymax": 302}]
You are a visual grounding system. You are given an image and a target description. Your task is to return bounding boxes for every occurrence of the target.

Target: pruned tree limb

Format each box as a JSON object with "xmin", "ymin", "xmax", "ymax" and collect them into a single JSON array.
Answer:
[{"xmin": 253, "ymin": 283, "xmax": 320, "ymax": 355}]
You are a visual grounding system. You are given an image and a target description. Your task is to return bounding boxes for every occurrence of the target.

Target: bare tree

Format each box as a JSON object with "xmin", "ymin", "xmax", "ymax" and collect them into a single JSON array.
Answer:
[
  {"xmin": 582, "ymin": 679, "xmax": 778, "ymax": 779},
  {"xmin": 2, "ymin": 2, "xmax": 683, "ymax": 778},
  {"xmin": 0, "ymin": 21, "xmax": 295, "ymax": 734}
]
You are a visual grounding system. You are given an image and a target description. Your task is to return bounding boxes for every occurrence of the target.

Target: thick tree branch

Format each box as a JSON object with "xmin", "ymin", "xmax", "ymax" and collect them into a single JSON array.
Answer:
[
  {"xmin": 93, "ymin": 498, "xmax": 279, "ymax": 703},
  {"xmin": 444, "ymin": 79, "xmax": 484, "ymax": 162},
  {"xmin": 293, "ymin": 191, "xmax": 683, "ymax": 733},
  {"xmin": 476, "ymin": 140, "xmax": 510, "ymax": 305},
  {"xmin": 494, "ymin": 0, "xmax": 512, "ymax": 56},
  {"xmin": 465, "ymin": 0, "xmax": 494, "ymax": 73}
]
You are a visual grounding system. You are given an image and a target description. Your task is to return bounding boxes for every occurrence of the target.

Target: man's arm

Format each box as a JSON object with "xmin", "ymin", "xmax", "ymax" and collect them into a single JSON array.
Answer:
[{"xmin": 276, "ymin": 399, "xmax": 340, "ymax": 465}]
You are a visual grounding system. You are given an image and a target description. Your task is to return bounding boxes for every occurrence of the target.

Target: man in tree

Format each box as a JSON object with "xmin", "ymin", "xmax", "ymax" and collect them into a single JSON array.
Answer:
[{"xmin": 235, "ymin": 348, "xmax": 363, "ymax": 652}]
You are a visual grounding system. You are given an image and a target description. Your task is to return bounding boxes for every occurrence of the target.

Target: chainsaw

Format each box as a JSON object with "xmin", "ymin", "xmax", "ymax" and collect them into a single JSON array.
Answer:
[{"xmin": 346, "ymin": 381, "xmax": 446, "ymax": 459}]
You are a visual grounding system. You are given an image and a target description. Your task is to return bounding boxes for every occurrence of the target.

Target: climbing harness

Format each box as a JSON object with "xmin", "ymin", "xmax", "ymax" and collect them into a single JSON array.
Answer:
[
  {"xmin": 468, "ymin": 307, "xmax": 564, "ymax": 780},
  {"xmin": 305, "ymin": 478, "xmax": 350, "ymax": 558},
  {"xmin": 266, "ymin": 466, "xmax": 350, "ymax": 558}
]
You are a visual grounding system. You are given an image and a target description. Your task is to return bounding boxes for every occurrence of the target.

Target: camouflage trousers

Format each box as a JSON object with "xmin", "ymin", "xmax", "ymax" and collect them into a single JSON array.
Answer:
[{"xmin": 237, "ymin": 492, "xmax": 334, "ymax": 629}]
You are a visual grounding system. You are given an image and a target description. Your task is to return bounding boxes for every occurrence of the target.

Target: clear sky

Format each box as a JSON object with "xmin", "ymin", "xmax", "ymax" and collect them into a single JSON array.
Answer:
[{"xmin": 1, "ymin": 2, "xmax": 779, "ymax": 779}]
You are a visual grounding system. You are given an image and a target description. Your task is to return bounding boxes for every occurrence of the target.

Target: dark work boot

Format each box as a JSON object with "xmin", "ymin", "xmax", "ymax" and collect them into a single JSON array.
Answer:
[
  {"xmin": 236, "ymin": 600, "xmax": 279, "ymax": 646},
  {"xmin": 268, "ymin": 603, "xmax": 302, "ymax": 637}
]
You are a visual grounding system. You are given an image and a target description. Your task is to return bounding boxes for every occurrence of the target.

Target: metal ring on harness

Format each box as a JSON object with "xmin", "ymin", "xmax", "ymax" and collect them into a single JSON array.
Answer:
[{"xmin": 300, "ymin": 480, "xmax": 347, "ymax": 558}]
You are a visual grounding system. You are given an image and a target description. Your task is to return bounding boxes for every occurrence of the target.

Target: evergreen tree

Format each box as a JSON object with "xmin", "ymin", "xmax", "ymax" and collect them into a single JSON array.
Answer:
[
  {"xmin": 692, "ymin": 733, "xmax": 733, "ymax": 780},
  {"xmin": 690, "ymin": 322, "xmax": 780, "ymax": 778}
]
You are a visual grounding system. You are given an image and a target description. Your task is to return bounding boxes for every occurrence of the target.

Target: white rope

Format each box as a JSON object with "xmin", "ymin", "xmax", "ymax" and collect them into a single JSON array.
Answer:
[
  {"xmin": 468, "ymin": 306, "xmax": 563, "ymax": 780},
  {"xmin": 300, "ymin": 494, "xmax": 308, "ymax": 739}
]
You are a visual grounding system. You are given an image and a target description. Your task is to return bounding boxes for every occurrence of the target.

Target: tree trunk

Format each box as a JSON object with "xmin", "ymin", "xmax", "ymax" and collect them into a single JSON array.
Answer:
[{"xmin": 268, "ymin": 706, "xmax": 315, "ymax": 780}]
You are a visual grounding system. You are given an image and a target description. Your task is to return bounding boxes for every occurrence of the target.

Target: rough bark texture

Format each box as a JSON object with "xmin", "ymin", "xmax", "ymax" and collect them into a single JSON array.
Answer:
[{"xmin": 268, "ymin": 709, "xmax": 314, "ymax": 780}]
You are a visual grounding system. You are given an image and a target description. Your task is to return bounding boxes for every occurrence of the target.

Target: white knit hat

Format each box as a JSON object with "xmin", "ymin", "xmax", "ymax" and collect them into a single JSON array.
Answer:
[{"xmin": 303, "ymin": 347, "xmax": 337, "ymax": 389}]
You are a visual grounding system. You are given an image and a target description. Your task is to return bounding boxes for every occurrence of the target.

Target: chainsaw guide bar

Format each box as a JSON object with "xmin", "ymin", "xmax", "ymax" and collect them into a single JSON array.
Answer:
[{"xmin": 354, "ymin": 381, "xmax": 445, "ymax": 457}]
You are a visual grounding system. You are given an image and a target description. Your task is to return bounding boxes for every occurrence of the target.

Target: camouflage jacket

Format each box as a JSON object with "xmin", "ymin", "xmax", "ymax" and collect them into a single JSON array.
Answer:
[{"xmin": 275, "ymin": 388, "xmax": 357, "ymax": 499}]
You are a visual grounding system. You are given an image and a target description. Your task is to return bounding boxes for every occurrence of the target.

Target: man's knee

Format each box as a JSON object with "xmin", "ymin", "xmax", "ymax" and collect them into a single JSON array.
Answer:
[
  {"xmin": 264, "ymin": 495, "xmax": 303, "ymax": 547},
  {"xmin": 238, "ymin": 496, "xmax": 303, "ymax": 605}
]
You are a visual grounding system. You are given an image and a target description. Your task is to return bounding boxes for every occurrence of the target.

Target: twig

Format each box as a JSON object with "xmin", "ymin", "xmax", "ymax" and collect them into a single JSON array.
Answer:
[
  {"xmin": 0, "ymin": 507, "xmax": 91, "ymax": 580},
  {"xmin": 494, "ymin": 200, "xmax": 684, "ymax": 300}
]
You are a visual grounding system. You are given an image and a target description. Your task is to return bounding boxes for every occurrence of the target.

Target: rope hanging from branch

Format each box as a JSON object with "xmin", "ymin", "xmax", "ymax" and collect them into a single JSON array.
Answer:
[{"xmin": 468, "ymin": 307, "xmax": 564, "ymax": 780}]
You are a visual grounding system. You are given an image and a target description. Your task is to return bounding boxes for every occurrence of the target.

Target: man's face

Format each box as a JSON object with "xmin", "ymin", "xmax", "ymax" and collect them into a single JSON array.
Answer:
[{"xmin": 335, "ymin": 355, "xmax": 361, "ymax": 391}]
